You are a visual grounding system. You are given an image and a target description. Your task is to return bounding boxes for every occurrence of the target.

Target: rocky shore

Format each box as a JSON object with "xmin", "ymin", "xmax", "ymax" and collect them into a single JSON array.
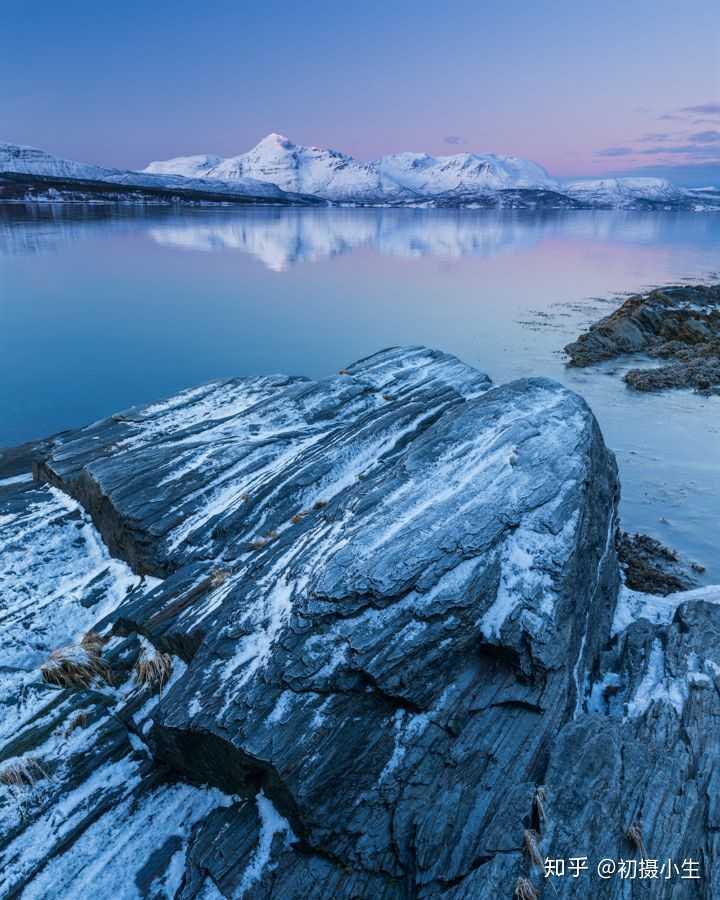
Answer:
[
  {"xmin": 1, "ymin": 346, "xmax": 720, "ymax": 898},
  {"xmin": 564, "ymin": 283, "xmax": 720, "ymax": 394}
]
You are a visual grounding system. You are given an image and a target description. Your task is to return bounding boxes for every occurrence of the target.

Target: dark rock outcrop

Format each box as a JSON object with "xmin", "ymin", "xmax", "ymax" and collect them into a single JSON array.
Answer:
[
  {"xmin": 2, "ymin": 346, "xmax": 719, "ymax": 898},
  {"xmin": 564, "ymin": 283, "xmax": 720, "ymax": 393},
  {"xmin": 618, "ymin": 531, "xmax": 703, "ymax": 595}
]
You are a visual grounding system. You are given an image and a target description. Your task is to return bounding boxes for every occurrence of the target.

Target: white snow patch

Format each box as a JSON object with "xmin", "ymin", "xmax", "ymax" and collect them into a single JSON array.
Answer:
[
  {"xmin": 12, "ymin": 774, "xmax": 234, "ymax": 899},
  {"xmin": 612, "ymin": 583, "xmax": 720, "ymax": 636},
  {"xmin": 237, "ymin": 791, "xmax": 295, "ymax": 895},
  {"xmin": 0, "ymin": 472, "xmax": 34, "ymax": 486},
  {"xmin": 626, "ymin": 639, "xmax": 687, "ymax": 719},
  {"xmin": 0, "ymin": 484, "xmax": 159, "ymax": 668}
]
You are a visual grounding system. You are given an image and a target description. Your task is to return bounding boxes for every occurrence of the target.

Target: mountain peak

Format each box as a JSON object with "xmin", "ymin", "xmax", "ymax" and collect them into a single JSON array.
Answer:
[{"xmin": 255, "ymin": 132, "xmax": 293, "ymax": 149}]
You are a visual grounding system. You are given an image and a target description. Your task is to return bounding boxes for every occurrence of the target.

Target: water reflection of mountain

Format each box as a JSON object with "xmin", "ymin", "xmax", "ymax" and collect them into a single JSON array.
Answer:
[
  {"xmin": 147, "ymin": 209, "xmax": 719, "ymax": 271},
  {"xmin": 1, "ymin": 205, "xmax": 717, "ymax": 267},
  {"xmin": 0, "ymin": 204, "xmax": 162, "ymax": 255}
]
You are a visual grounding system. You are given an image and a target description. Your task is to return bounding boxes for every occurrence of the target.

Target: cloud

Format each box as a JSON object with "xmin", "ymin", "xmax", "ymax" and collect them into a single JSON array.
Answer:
[
  {"xmin": 595, "ymin": 146, "xmax": 634, "ymax": 157},
  {"xmin": 639, "ymin": 143, "xmax": 720, "ymax": 158},
  {"xmin": 608, "ymin": 161, "xmax": 720, "ymax": 187},
  {"xmin": 657, "ymin": 103, "xmax": 720, "ymax": 123},
  {"xmin": 689, "ymin": 130, "xmax": 720, "ymax": 143},
  {"xmin": 443, "ymin": 135, "xmax": 467, "ymax": 145},
  {"xmin": 637, "ymin": 132, "xmax": 670, "ymax": 143},
  {"xmin": 680, "ymin": 103, "xmax": 720, "ymax": 115}
]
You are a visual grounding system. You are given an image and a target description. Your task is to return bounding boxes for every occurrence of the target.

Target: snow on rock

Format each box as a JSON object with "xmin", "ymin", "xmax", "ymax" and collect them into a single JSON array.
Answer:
[
  {"xmin": 27, "ymin": 348, "xmax": 621, "ymax": 894},
  {"xmin": 0, "ymin": 463, "xmax": 235, "ymax": 899},
  {"xmin": 11, "ymin": 776, "xmax": 234, "ymax": 900},
  {"xmin": 625, "ymin": 638, "xmax": 687, "ymax": 718},
  {"xmin": 236, "ymin": 792, "xmax": 295, "ymax": 895},
  {"xmin": 612, "ymin": 582, "xmax": 720, "ymax": 635},
  {"xmin": 0, "ymin": 345, "xmax": 625, "ymax": 896},
  {"xmin": 7, "ymin": 344, "xmax": 720, "ymax": 896},
  {"xmin": 0, "ymin": 478, "xmax": 158, "ymax": 668}
]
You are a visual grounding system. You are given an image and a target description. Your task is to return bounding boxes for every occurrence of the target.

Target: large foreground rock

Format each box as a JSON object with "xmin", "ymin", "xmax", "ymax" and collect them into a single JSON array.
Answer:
[{"xmin": 1, "ymin": 346, "xmax": 719, "ymax": 898}]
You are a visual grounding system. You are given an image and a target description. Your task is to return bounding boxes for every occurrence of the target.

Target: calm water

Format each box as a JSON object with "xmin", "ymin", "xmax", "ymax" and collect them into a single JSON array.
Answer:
[{"xmin": 1, "ymin": 205, "xmax": 719, "ymax": 578}]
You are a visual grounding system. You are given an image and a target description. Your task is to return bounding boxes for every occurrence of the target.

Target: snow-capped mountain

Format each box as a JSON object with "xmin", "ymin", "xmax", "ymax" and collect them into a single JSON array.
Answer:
[
  {"xmin": 563, "ymin": 177, "xmax": 684, "ymax": 208},
  {"xmin": 144, "ymin": 133, "xmax": 560, "ymax": 203},
  {"xmin": 0, "ymin": 142, "xmax": 318, "ymax": 205},
  {"xmin": 1, "ymin": 136, "xmax": 715, "ymax": 209},
  {"xmin": 0, "ymin": 142, "xmax": 115, "ymax": 181}
]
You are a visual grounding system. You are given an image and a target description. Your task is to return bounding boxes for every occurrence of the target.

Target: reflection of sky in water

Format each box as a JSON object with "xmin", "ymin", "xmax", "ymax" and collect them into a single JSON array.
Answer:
[{"xmin": 1, "ymin": 206, "xmax": 719, "ymax": 578}]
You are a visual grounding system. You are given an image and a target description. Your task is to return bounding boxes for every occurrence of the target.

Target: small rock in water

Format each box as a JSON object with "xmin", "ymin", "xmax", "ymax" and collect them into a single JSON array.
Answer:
[
  {"xmin": 564, "ymin": 282, "xmax": 720, "ymax": 393},
  {"xmin": 617, "ymin": 530, "xmax": 701, "ymax": 595}
]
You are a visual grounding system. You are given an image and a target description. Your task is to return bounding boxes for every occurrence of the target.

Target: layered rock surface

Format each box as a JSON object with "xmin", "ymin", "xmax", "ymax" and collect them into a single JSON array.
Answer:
[{"xmin": 1, "ymin": 346, "xmax": 719, "ymax": 898}]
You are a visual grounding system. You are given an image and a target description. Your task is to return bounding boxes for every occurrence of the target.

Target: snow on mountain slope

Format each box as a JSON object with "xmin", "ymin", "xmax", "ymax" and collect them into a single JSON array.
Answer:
[
  {"xmin": 563, "ymin": 177, "xmax": 684, "ymax": 207},
  {"xmin": 0, "ymin": 142, "xmax": 115, "ymax": 181},
  {"xmin": 377, "ymin": 150, "xmax": 558, "ymax": 195},
  {"xmin": 0, "ymin": 141, "xmax": 300, "ymax": 201},
  {"xmin": 1, "ymin": 138, "xmax": 705, "ymax": 209},
  {"xmin": 144, "ymin": 132, "xmax": 560, "ymax": 202},
  {"xmin": 141, "ymin": 153, "xmax": 224, "ymax": 178}
]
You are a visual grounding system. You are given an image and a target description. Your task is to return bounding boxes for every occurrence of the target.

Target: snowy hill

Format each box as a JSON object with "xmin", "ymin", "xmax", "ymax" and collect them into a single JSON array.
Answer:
[
  {"xmin": 563, "ymin": 177, "xmax": 684, "ymax": 208},
  {"xmin": 144, "ymin": 132, "xmax": 560, "ymax": 203}
]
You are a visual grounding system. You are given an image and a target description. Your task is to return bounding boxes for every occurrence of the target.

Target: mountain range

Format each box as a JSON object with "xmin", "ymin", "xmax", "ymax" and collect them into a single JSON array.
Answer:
[
  {"xmin": 2, "ymin": 134, "xmax": 719, "ymax": 209},
  {"xmin": 0, "ymin": 142, "xmax": 320, "ymax": 206}
]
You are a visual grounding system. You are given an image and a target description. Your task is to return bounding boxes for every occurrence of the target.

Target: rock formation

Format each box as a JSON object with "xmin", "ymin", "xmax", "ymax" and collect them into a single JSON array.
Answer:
[
  {"xmin": 565, "ymin": 283, "xmax": 720, "ymax": 394},
  {"xmin": 1, "ymin": 347, "xmax": 718, "ymax": 898}
]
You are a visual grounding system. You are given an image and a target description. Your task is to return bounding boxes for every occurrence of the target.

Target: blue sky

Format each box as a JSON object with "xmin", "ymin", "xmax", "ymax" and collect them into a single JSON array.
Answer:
[{"xmin": 2, "ymin": 0, "xmax": 719, "ymax": 182}]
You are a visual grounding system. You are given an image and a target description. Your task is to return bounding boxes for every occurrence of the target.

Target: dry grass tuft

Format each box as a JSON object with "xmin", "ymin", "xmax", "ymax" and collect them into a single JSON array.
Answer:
[
  {"xmin": 0, "ymin": 757, "xmax": 47, "ymax": 789},
  {"xmin": 291, "ymin": 511, "xmax": 309, "ymax": 525},
  {"xmin": 514, "ymin": 877, "xmax": 538, "ymax": 900},
  {"xmin": 312, "ymin": 499, "xmax": 328, "ymax": 510},
  {"xmin": 41, "ymin": 641, "xmax": 112, "ymax": 689},
  {"xmin": 382, "ymin": 394, "xmax": 394, "ymax": 402},
  {"xmin": 524, "ymin": 829, "xmax": 544, "ymax": 869},
  {"xmin": 0, "ymin": 758, "xmax": 49, "ymax": 819},
  {"xmin": 338, "ymin": 368, "xmax": 350, "ymax": 375},
  {"xmin": 534, "ymin": 785, "xmax": 547, "ymax": 826},
  {"xmin": 210, "ymin": 568, "xmax": 230, "ymax": 588},
  {"xmin": 134, "ymin": 646, "xmax": 173, "ymax": 694},
  {"xmin": 626, "ymin": 819, "xmax": 648, "ymax": 857},
  {"xmin": 240, "ymin": 492, "xmax": 250, "ymax": 502},
  {"xmin": 80, "ymin": 630, "xmax": 107, "ymax": 655},
  {"xmin": 249, "ymin": 530, "xmax": 280, "ymax": 550},
  {"xmin": 64, "ymin": 712, "xmax": 88, "ymax": 737}
]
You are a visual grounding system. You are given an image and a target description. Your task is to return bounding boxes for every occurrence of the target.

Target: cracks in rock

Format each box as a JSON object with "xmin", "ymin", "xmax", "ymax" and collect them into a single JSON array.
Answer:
[
  {"xmin": 487, "ymin": 699, "xmax": 545, "ymax": 714},
  {"xmin": 354, "ymin": 669, "xmax": 424, "ymax": 715},
  {"xmin": 289, "ymin": 837, "xmax": 409, "ymax": 889},
  {"xmin": 150, "ymin": 723, "xmax": 308, "ymax": 842},
  {"xmin": 435, "ymin": 851, "xmax": 507, "ymax": 890}
]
